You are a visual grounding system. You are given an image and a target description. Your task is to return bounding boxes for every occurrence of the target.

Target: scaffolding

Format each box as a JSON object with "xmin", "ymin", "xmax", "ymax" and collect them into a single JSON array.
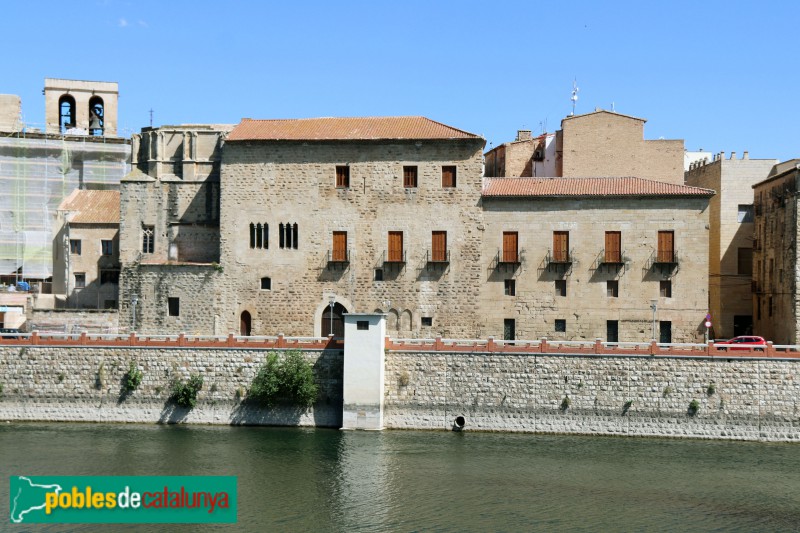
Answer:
[{"xmin": 0, "ymin": 125, "xmax": 130, "ymax": 288}]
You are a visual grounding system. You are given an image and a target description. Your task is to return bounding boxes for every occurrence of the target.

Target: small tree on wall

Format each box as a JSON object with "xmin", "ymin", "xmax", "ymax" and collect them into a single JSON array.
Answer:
[{"xmin": 249, "ymin": 350, "xmax": 318, "ymax": 408}]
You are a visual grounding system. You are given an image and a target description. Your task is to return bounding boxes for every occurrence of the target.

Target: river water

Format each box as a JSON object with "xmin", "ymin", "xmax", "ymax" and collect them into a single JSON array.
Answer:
[{"xmin": 1, "ymin": 423, "xmax": 799, "ymax": 532}]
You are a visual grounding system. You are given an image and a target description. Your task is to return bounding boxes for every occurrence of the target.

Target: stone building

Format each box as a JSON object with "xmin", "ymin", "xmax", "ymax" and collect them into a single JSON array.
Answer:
[
  {"xmin": 685, "ymin": 151, "xmax": 779, "ymax": 339},
  {"xmin": 55, "ymin": 190, "xmax": 121, "ymax": 309},
  {"xmin": 485, "ymin": 110, "xmax": 684, "ymax": 184},
  {"xmin": 752, "ymin": 160, "xmax": 800, "ymax": 344}
]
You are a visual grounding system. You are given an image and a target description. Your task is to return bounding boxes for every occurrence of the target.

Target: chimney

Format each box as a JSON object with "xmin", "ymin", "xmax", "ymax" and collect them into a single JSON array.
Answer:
[
  {"xmin": 516, "ymin": 130, "xmax": 532, "ymax": 142},
  {"xmin": 743, "ymin": 151, "xmax": 749, "ymax": 160},
  {"xmin": 730, "ymin": 151, "xmax": 736, "ymax": 160}
]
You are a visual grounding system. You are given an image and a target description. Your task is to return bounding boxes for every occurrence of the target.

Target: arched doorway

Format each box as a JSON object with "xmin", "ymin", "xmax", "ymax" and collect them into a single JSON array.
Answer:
[
  {"xmin": 240, "ymin": 311, "xmax": 252, "ymax": 336},
  {"xmin": 321, "ymin": 302, "xmax": 347, "ymax": 338}
]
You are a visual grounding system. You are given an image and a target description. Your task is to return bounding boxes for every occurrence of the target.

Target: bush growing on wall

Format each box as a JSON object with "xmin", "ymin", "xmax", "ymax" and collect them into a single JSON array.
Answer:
[
  {"xmin": 249, "ymin": 350, "xmax": 318, "ymax": 408},
  {"xmin": 124, "ymin": 361, "xmax": 143, "ymax": 393},
  {"xmin": 171, "ymin": 374, "xmax": 204, "ymax": 408}
]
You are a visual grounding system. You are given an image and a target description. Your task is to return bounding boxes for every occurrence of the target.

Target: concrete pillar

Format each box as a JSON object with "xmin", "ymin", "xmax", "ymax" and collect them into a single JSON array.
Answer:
[{"xmin": 342, "ymin": 313, "xmax": 386, "ymax": 430}]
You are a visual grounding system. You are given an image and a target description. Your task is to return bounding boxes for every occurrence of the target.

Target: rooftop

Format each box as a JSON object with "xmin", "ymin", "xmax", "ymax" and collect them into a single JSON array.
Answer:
[
  {"xmin": 482, "ymin": 177, "xmax": 715, "ymax": 198},
  {"xmin": 58, "ymin": 190, "xmax": 120, "ymax": 224}
]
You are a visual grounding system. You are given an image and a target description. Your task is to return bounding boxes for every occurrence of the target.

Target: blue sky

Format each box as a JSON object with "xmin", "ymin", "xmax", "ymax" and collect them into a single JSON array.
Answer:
[{"xmin": 3, "ymin": 1, "xmax": 797, "ymax": 161}]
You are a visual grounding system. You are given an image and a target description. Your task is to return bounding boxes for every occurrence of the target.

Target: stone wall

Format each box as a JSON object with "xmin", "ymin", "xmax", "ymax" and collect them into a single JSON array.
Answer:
[
  {"xmin": 384, "ymin": 350, "xmax": 800, "ymax": 441},
  {"xmin": 0, "ymin": 345, "xmax": 343, "ymax": 427}
]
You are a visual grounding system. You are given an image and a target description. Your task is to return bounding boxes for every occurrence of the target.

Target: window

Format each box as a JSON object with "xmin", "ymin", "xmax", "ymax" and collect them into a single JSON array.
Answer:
[
  {"xmin": 260, "ymin": 277, "xmax": 271, "ymax": 290},
  {"xmin": 555, "ymin": 279, "xmax": 567, "ymax": 297},
  {"xmin": 388, "ymin": 231, "xmax": 404, "ymax": 262},
  {"xmin": 552, "ymin": 231, "xmax": 569, "ymax": 262},
  {"xmin": 332, "ymin": 231, "xmax": 348, "ymax": 262},
  {"xmin": 737, "ymin": 248, "xmax": 753, "ymax": 276},
  {"xmin": 421, "ymin": 317, "xmax": 433, "ymax": 327},
  {"xmin": 502, "ymin": 231, "xmax": 518, "ymax": 263},
  {"xmin": 357, "ymin": 320, "xmax": 370, "ymax": 330},
  {"xmin": 607, "ymin": 320, "xmax": 619, "ymax": 343},
  {"xmin": 503, "ymin": 319, "xmax": 515, "ymax": 341},
  {"xmin": 660, "ymin": 280, "xmax": 672, "ymax": 298},
  {"xmin": 250, "ymin": 223, "xmax": 269, "ymax": 249},
  {"xmin": 59, "ymin": 94, "xmax": 76, "ymax": 132},
  {"xmin": 657, "ymin": 231, "xmax": 674, "ymax": 263},
  {"xmin": 605, "ymin": 231, "xmax": 621, "ymax": 263},
  {"xmin": 431, "ymin": 231, "xmax": 447, "ymax": 262},
  {"xmin": 738, "ymin": 204, "xmax": 754, "ymax": 223},
  {"xmin": 336, "ymin": 166, "xmax": 350, "ymax": 188},
  {"xmin": 555, "ymin": 319, "xmax": 566, "ymax": 333},
  {"xmin": 442, "ymin": 166, "xmax": 457, "ymax": 188},
  {"xmin": 769, "ymin": 297, "xmax": 773, "ymax": 317},
  {"xmin": 279, "ymin": 223, "xmax": 298, "ymax": 249},
  {"xmin": 168, "ymin": 297, "xmax": 180, "ymax": 317},
  {"xmin": 101, "ymin": 239, "xmax": 113, "ymax": 256},
  {"xmin": 607, "ymin": 280, "xmax": 619, "ymax": 297},
  {"xmin": 70, "ymin": 239, "xmax": 81, "ymax": 255},
  {"xmin": 504, "ymin": 279, "xmax": 516, "ymax": 296},
  {"xmin": 74, "ymin": 273, "xmax": 86, "ymax": 289},
  {"xmin": 100, "ymin": 270, "xmax": 120, "ymax": 284},
  {"xmin": 374, "ymin": 268, "xmax": 384, "ymax": 281},
  {"xmin": 142, "ymin": 226, "xmax": 155, "ymax": 254},
  {"xmin": 659, "ymin": 321, "xmax": 672, "ymax": 344},
  {"xmin": 403, "ymin": 166, "xmax": 418, "ymax": 188}
]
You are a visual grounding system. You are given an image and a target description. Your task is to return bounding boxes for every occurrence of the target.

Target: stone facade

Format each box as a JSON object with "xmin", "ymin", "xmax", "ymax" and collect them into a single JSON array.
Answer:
[
  {"xmin": 752, "ymin": 160, "xmax": 800, "ymax": 344},
  {"xmin": 685, "ymin": 152, "xmax": 778, "ymax": 339},
  {"xmin": 44, "ymin": 78, "xmax": 119, "ymax": 136}
]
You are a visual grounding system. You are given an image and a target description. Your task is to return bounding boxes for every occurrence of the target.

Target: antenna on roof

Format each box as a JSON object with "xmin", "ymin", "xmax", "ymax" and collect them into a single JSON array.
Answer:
[
  {"xmin": 149, "ymin": 108, "xmax": 154, "ymax": 128},
  {"xmin": 611, "ymin": 102, "xmax": 615, "ymax": 112},
  {"xmin": 570, "ymin": 79, "xmax": 579, "ymax": 116}
]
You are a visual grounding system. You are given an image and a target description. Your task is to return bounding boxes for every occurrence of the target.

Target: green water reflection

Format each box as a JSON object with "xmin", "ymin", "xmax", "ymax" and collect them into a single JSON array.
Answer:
[{"xmin": 1, "ymin": 423, "xmax": 799, "ymax": 532}]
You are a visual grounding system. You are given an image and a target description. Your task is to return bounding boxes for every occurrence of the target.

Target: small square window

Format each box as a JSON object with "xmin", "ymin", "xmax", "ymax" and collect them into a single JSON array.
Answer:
[
  {"xmin": 403, "ymin": 166, "xmax": 418, "ymax": 188},
  {"xmin": 374, "ymin": 268, "xmax": 384, "ymax": 281},
  {"xmin": 70, "ymin": 239, "xmax": 81, "ymax": 255},
  {"xmin": 74, "ymin": 273, "xmax": 85, "ymax": 288},
  {"xmin": 555, "ymin": 279, "xmax": 567, "ymax": 297},
  {"xmin": 336, "ymin": 165, "xmax": 350, "ymax": 188},
  {"xmin": 504, "ymin": 279, "xmax": 516, "ymax": 296},
  {"xmin": 660, "ymin": 280, "xmax": 672, "ymax": 298},
  {"xmin": 421, "ymin": 317, "xmax": 433, "ymax": 327},
  {"xmin": 168, "ymin": 297, "xmax": 180, "ymax": 317},
  {"xmin": 607, "ymin": 280, "xmax": 619, "ymax": 297},
  {"xmin": 737, "ymin": 204, "xmax": 754, "ymax": 223},
  {"xmin": 101, "ymin": 239, "xmax": 113, "ymax": 256},
  {"xmin": 357, "ymin": 320, "xmax": 369, "ymax": 330},
  {"xmin": 260, "ymin": 277, "xmax": 271, "ymax": 290},
  {"xmin": 555, "ymin": 319, "xmax": 566, "ymax": 333}
]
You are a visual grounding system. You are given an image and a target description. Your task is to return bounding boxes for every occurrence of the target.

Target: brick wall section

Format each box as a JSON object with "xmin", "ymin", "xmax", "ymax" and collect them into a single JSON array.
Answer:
[{"xmin": 560, "ymin": 112, "xmax": 684, "ymax": 184}]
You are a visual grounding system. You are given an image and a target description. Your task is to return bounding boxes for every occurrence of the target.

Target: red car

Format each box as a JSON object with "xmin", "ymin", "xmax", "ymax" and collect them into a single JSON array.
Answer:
[{"xmin": 716, "ymin": 336, "xmax": 766, "ymax": 351}]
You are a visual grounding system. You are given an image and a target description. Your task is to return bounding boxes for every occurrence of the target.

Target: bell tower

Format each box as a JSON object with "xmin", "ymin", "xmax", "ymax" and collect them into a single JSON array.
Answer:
[{"xmin": 44, "ymin": 78, "xmax": 119, "ymax": 137}]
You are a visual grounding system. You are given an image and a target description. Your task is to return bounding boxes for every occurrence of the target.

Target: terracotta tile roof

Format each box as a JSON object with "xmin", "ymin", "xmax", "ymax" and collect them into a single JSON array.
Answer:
[
  {"xmin": 482, "ymin": 177, "xmax": 715, "ymax": 198},
  {"xmin": 227, "ymin": 116, "xmax": 481, "ymax": 141},
  {"xmin": 58, "ymin": 190, "xmax": 120, "ymax": 224}
]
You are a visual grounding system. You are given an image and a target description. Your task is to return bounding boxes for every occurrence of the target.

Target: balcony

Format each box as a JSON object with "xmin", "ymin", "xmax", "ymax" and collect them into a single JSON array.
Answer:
[
  {"xmin": 654, "ymin": 250, "xmax": 678, "ymax": 265},
  {"xmin": 382, "ymin": 250, "xmax": 406, "ymax": 269},
  {"xmin": 326, "ymin": 249, "xmax": 350, "ymax": 270},
  {"xmin": 426, "ymin": 249, "xmax": 450, "ymax": 268},
  {"xmin": 546, "ymin": 249, "xmax": 573, "ymax": 273},
  {"xmin": 648, "ymin": 249, "xmax": 679, "ymax": 276}
]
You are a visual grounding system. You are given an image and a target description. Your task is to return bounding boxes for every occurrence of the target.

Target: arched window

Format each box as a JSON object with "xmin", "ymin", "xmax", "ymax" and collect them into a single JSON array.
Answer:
[
  {"xmin": 59, "ymin": 95, "xmax": 76, "ymax": 133},
  {"xmin": 89, "ymin": 96, "xmax": 104, "ymax": 136}
]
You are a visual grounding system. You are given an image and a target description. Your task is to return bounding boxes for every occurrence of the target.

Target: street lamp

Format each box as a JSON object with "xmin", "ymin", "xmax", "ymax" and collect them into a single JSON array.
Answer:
[
  {"xmin": 131, "ymin": 294, "xmax": 139, "ymax": 333},
  {"xmin": 650, "ymin": 299, "xmax": 658, "ymax": 342},
  {"xmin": 328, "ymin": 294, "xmax": 336, "ymax": 336}
]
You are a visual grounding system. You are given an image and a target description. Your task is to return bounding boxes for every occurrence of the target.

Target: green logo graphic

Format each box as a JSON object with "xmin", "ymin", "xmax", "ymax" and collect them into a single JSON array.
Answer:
[{"xmin": 9, "ymin": 476, "xmax": 237, "ymax": 524}]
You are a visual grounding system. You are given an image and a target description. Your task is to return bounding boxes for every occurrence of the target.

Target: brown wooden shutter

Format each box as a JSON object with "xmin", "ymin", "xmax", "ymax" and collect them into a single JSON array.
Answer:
[
  {"xmin": 388, "ymin": 231, "xmax": 403, "ymax": 262},
  {"xmin": 553, "ymin": 231, "xmax": 569, "ymax": 262},
  {"xmin": 336, "ymin": 166, "xmax": 349, "ymax": 188},
  {"xmin": 503, "ymin": 232, "xmax": 518, "ymax": 263},
  {"xmin": 403, "ymin": 166, "xmax": 417, "ymax": 188},
  {"xmin": 658, "ymin": 231, "xmax": 674, "ymax": 262},
  {"xmin": 605, "ymin": 231, "xmax": 621, "ymax": 263},
  {"xmin": 332, "ymin": 231, "xmax": 347, "ymax": 262},
  {"xmin": 442, "ymin": 166, "xmax": 456, "ymax": 188},
  {"xmin": 432, "ymin": 231, "xmax": 447, "ymax": 262}
]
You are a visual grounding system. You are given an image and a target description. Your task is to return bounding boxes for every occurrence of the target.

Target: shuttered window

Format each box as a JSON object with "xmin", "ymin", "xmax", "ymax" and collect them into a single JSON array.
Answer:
[
  {"xmin": 332, "ymin": 232, "xmax": 347, "ymax": 262},
  {"xmin": 442, "ymin": 166, "xmax": 457, "ymax": 188},
  {"xmin": 336, "ymin": 166, "xmax": 349, "ymax": 188},
  {"xmin": 657, "ymin": 231, "xmax": 674, "ymax": 262},
  {"xmin": 605, "ymin": 231, "xmax": 621, "ymax": 263},
  {"xmin": 432, "ymin": 231, "xmax": 447, "ymax": 262},
  {"xmin": 388, "ymin": 231, "xmax": 404, "ymax": 262},
  {"xmin": 502, "ymin": 232, "xmax": 518, "ymax": 263},
  {"xmin": 403, "ymin": 166, "xmax": 418, "ymax": 188},
  {"xmin": 553, "ymin": 231, "xmax": 569, "ymax": 262}
]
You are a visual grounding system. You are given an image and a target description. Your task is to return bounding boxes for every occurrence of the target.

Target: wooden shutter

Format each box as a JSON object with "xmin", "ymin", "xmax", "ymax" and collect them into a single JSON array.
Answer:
[
  {"xmin": 336, "ymin": 166, "xmax": 349, "ymax": 188},
  {"xmin": 432, "ymin": 231, "xmax": 447, "ymax": 262},
  {"xmin": 502, "ymin": 232, "xmax": 518, "ymax": 263},
  {"xmin": 403, "ymin": 166, "xmax": 417, "ymax": 188},
  {"xmin": 442, "ymin": 166, "xmax": 456, "ymax": 188},
  {"xmin": 332, "ymin": 231, "xmax": 347, "ymax": 262},
  {"xmin": 658, "ymin": 231, "xmax": 674, "ymax": 262},
  {"xmin": 605, "ymin": 231, "xmax": 621, "ymax": 263},
  {"xmin": 553, "ymin": 231, "xmax": 569, "ymax": 262},
  {"xmin": 388, "ymin": 231, "xmax": 403, "ymax": 262}
]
